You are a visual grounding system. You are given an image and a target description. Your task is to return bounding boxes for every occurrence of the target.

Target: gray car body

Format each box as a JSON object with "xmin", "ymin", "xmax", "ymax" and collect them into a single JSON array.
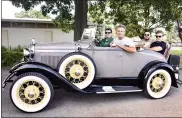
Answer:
[{"xmin": 34, "ymin": 40, "xmax": 167, "ymax": 78}]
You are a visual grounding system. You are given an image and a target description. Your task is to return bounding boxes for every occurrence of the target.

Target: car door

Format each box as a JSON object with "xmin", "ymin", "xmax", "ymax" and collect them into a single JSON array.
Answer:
[{"xmin": 92, "ymin": 47, "xmax": 123, "ymax": 78}]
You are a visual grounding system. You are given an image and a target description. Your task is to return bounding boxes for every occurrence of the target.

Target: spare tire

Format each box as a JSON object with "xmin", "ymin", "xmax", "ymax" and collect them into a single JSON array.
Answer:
[{"xmin": 57, "ymin": 52, "xmax": 96, "ymax": 89}]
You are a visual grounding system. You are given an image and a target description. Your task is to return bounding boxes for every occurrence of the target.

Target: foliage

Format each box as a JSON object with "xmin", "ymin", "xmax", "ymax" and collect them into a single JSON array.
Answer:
[
  {"xmin": 11, "ymin": 0, "xmax": 74, "ymax": 32},
  {"xmin": 11, "ymin": 45, "xmax": 24, "ymax": 52},
  {"xmin": 88, "ymin": 0, "xmax": 182, "ymax": 40},
  {"xmin": 166, "ymin": 26, "xmax": 181, "ymax": 43},
  {"xmin": 176, "ymin": 20, "xmax": 182, "ymax": 42},
  {"xmin": 171, "ymin": 50, "xmax": 182, "ymax": 57},
  {"xmin": 15, "ymin": 9, "xmax": 51, "ymax": 19},
  {"xmin": 2, "ymin": 46, "xmax": 23, "ymax": 68},
  {"xmin": 10, "ymin": 0, "xmax": 182, "ymax": 42},
  {"xmin": 1, "ymin": 45, "xmax": 8, "ymax": 52}
]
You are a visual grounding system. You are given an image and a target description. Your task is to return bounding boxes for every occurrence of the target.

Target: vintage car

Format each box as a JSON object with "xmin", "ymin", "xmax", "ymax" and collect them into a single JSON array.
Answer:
[{"xmin": 2, "ymin": 27, "xmax": 182, "ymax": 113}]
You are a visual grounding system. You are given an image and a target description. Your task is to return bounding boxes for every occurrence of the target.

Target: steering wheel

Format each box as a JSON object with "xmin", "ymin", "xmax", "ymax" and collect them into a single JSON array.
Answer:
[{"xmin": 94, "ymin": 39, "xmax": 101, "ymax": 46}]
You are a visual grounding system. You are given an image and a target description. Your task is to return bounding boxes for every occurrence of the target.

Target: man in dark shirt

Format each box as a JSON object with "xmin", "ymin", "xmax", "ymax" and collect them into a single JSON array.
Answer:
[
  {"xmin": 99, "ymin": 28, "xmax": 114, "ymax": 47},
  {"xmin": 148, "ymin": 30, "xmax": 166, "ymax": 55}
]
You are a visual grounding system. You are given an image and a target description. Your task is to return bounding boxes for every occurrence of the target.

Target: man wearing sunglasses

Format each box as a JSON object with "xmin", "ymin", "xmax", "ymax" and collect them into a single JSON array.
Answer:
[
  {"xmin": 140, "ymin": 31, "xmax": 154, "ymax": 48},
  {"xmin": 99, "ymin": 28, "xmax": 114, "ymax": 47},
  {"xmin": 148, "ymin": 30, "xmax": 167, "ymax": 55}
]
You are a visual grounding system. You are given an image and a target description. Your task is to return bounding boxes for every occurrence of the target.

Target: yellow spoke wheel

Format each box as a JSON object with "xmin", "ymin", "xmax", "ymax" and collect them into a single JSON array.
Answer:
[
  {"xmin": 10, "ymin": 72, "xmax": 54, "ymax": 112},
  {"xmin": 58, "ymin": 53, "xmax": 96, "ymax": 89},
  {"xmin": 145, "ymin": 69, "xmax": 171, "ymax": 99}
]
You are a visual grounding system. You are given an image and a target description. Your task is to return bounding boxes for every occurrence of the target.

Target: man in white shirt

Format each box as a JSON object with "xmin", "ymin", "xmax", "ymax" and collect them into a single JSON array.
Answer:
[
  {"xmin": 110, "ymin": 24, "xmax": 136, "ymax": 53},
  {"xmin": 138, "ymin": 31, "xmax": 154, "ymax": 48}
]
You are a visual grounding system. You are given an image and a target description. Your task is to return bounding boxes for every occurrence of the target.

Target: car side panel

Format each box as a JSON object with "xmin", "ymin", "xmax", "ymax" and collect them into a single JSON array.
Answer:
[
  {"xmin": 91, "ymin": 47, "xmax": 123, "ymax": 78},
  {"xmin": 121, "ymin": 50, "xmax": 167, "ymax": 77}
]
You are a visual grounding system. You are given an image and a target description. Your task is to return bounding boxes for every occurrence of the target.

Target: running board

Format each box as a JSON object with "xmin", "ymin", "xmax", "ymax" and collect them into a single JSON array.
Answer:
[
  {"xmin": 89, "ymin": 85, "xmax": 142, "ymax": 94},
  {"xmin": 177, "ymin": 79, "xmax": 182, "ymax": 86}
]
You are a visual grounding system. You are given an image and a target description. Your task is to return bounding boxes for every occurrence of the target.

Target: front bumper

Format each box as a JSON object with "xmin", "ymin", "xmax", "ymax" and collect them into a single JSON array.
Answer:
[
  {"xmin": 2, "ymin": 73, "xmax": 15, "ymax": 91},
  {"xmin": 2, "ymin": 61, "xmax": 26, "ymax": 91}
]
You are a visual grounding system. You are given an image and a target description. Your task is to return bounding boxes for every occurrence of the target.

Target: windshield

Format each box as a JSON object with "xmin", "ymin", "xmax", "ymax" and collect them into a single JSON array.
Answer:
[{"xmin": 80, "ymin": 27, "xmax": 97, "ymax": 41}]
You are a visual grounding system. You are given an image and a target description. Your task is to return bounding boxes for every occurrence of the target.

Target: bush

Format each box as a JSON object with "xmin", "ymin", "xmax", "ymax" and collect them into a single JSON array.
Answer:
[
  {"xmin": 12, "ymin": 45, "xmax": 24, "ymax": 52},
  {"xmin": 2, "ymin": 46, "xmax": 23, "ymax": 68},
  {"xmin": 1, "ymin": 45, "xmax": 8, "ymax": 52}
]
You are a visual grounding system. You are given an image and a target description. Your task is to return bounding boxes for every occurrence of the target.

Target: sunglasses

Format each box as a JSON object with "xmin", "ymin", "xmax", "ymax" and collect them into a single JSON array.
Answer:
[
  {"xmin": 156, "ymin": 35, "xmax": 162, "ymax": 38},
  {"xmin": 105, "ymin": 32, "xmax": 111, "ymax": 34},
  {"xmin": 144, "ymin": 34, "xmax": 150, "ymax": 36}
]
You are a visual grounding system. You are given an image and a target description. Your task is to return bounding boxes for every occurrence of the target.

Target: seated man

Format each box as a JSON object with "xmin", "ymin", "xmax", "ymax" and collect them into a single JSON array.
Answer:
[
  {"xmin": 110, "ymin": 24, "xmax": 136, "ymax": 53},
  {"xmin": 147, "ymin": 30, "xmax": 166, "ymax": 55},
  {"xmin": 99, "ymin": 28, "xmax": 114, "ymax": 47},
  {"xmin": 138, "ymin": 31, "xmax": 154, "ymax": 48}
]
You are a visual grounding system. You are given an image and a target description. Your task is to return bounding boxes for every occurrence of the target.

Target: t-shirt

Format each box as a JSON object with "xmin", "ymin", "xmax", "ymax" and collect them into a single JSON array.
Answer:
[
  {"xmin": 150, "ymin": 41, "xmax": 166, "ymax": 55},
  {"xmin": 100, "ymin": 37, "xmax": 114, "ymax": 47},
  {"xmin": 138, "ymin": 38, "xmax": 154, "ymax": 48},
  {"xmin": 113, "ymin": 37, "xmax": 135, "ymax": 47}
]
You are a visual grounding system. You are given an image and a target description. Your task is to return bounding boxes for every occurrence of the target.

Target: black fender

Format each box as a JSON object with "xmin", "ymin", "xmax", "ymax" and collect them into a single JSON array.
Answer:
[
  {"xmin": 9, "ymin": 61, "xmax": 89, "ymax": 93},
  {"xmin": 138, "ymin": 60, "xmax": 178, "ymax": 89}
]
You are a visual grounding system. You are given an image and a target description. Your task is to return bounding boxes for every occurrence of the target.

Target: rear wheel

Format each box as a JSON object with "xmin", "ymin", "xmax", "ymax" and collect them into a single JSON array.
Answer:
[
  {"xmin": 10, "ymin": 72, "xmax": 54, "ymax": 112},
  {"xmin": 144, "ymin": 69, "xmax": 171, "ymax": 99},
  {"xmin": 58, "ymin": 52, "xmax": 96, "ymax": 89}
]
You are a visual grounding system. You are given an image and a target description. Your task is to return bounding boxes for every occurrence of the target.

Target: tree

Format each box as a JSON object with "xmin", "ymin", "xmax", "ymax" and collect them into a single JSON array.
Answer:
[
  {"xmin": 11, "ymin": 0, "xmax": 88, "ymax": 41},
  {"xmin": 15, "ymin": 9, "xmax": 51, "ymax": 19},
  {"xmin": 10, "ymin": 0, "xmax": 182, "ymax": 42},
  {"xmin": 74, "ymin": 0, "xmax": 88, "ymax": 42},
  {"xmin": 88, "ymin": 0, "xmax": 182, "ymax": 42},
  {"xmin": 177, "ymin": 20, "xmax": 182, "ymax": 42}
]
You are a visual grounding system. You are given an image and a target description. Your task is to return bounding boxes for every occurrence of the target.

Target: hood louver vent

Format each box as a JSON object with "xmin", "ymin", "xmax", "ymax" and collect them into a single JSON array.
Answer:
[{"xmin": 41, "ymin": 55, "xmax": 62, "ymax": 68}]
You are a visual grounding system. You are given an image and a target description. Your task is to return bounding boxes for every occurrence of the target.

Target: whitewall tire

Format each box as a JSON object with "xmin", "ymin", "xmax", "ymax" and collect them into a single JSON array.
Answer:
[
  {"xmin": 144, "ymin": 69, "xmax": 172, "ymax": 99},
  {"xmin": 10, "ymin": 72, "xmax": 54, "ymax": 112},
  {"xmin": 58, "ymin": 52, "xmax": 96, "ymax": 89}
]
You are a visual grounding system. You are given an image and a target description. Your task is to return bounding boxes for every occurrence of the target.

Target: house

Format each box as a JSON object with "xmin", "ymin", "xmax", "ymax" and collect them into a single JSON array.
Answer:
[{"xmin": 2, "ymin": 18, "xmax": 74, "ymax": 48}]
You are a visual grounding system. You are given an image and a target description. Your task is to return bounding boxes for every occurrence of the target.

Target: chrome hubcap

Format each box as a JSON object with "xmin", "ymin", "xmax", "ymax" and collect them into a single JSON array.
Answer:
[
  {"xmin": 65, "ymin": 60, "xmax": 89, "ymax": 83},
  {"xmin": 150, "ymin": 74, "xmax": 166, "ymax": 93},
  {"xmin": 24, "ymin": 85, "xmax": 39, "ymax": 99},
  {"xmin": 19, "ymin": 81, "xmax": 45, "ymax": 105}
]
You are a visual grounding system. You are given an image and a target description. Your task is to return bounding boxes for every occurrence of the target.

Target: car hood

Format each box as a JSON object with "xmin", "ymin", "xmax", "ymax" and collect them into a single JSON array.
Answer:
[
  {"xmin": 138, "ymin": 50, "xmax": 167, "ymax": 62},
  {"xmin": 34, "ymin": 41, "xmax": 90, "ymax": 50}
]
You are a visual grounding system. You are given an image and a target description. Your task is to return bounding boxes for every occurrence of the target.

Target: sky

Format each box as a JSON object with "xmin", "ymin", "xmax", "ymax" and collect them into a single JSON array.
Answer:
[{"xmin": 2, "ymin": 1, "xmax": 55, "ymax": 19}]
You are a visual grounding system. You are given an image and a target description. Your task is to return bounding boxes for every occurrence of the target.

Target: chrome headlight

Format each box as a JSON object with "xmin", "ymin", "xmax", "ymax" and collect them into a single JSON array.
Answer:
[
  {"xmin": 176, "ymin": 66, "xmax": 179, "ymax": 71},
  {"xmin": 30, "ymin": 45, "xmax": 35, "ymax": 53},
  {"xmin": 23, "ymin": 48, "xmax": 30, "ymax": 56}
]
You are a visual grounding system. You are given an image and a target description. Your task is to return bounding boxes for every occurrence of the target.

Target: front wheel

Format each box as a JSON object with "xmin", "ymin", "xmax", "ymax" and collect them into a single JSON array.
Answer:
[
  {"xmin": 10, "ymin": 72, "xmax": 54, "ymax": 112},
  {"xmin": 58, "ymin": 52, "xmax": 96, "ymax": 89},
  {"xmin": 144, "ymin": 69, "xmax": 172, "ymax": 99}
]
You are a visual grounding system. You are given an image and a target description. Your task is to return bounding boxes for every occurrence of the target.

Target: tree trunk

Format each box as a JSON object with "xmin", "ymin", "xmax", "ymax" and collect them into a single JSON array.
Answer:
[
  {"xmin": 177, "ymin": 20, "xmax": 182, "ymax": 43},
  {"xmin": 74, "ymin": 0, "xmax": 88, "ymax": 41}
]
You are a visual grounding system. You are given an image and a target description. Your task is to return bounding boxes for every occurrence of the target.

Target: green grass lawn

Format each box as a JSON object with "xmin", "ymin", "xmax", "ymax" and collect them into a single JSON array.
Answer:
[{"xmin": 171, "ymin": 50, "xmax": 182, "ymax": 68}]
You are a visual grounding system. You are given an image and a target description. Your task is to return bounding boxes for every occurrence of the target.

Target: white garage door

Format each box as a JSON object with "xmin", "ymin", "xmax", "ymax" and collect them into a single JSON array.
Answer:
[
  {"xmin": 2, "ymin": 30, "xmax": 9, "ymax": 47},
  {"xmin": 44, "ymin": 31, "xmax": 53, "ymax": 42}
]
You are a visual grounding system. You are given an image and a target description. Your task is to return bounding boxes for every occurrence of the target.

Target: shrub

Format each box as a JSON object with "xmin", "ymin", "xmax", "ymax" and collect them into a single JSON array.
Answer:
[
  {"xmin": 2, "ymin": 46, "xmax": 23, "ymax": 68},
  {"xmin": 12, "ymin": 45, "xmax": 24, "ymax": 52},
  {"xmin": 1, "ymin": 45, "xmax": 8, "ymax": 52}
]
